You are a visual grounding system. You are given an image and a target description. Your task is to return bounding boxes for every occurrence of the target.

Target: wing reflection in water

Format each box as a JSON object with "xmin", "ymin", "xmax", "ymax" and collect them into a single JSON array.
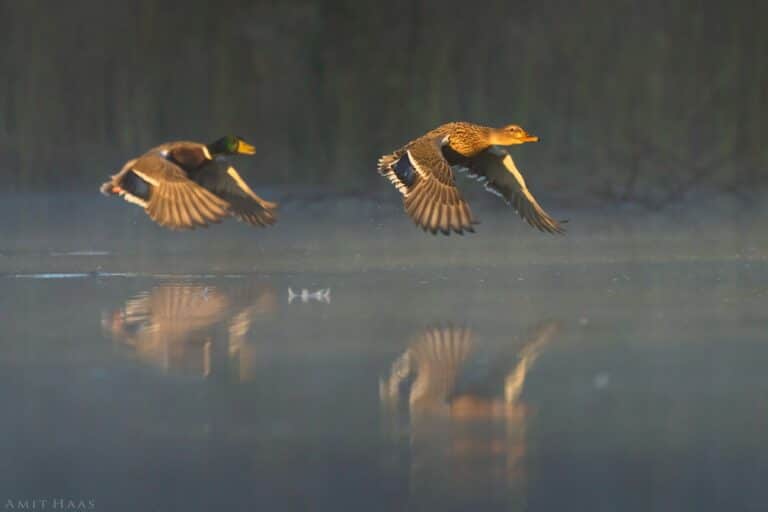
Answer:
[
  {"xmin": 380, "ymin": 322, "xmax": 562, "ymax": 510},
  {"xmin": 101, "ymin": 282, "xmax": 277, "ymax": 380}
]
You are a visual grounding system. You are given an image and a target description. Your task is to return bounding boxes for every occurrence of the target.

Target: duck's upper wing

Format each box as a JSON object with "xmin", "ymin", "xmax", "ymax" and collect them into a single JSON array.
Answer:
[
  {"xmin": 129, "ymin": 155, "xmax": 231, "ymax": 230},
  {"xmin": 190, "ymin": 160, "xmax": 278, "ymax": 228},
  {"xmin": 147, "ymin": 141, "xmax": 212, "ymax": 170},
  {"xmin": 379, "ymin": 136, "xmax": 476, "ymax": 235},
  {"xmin": 459, "ymin": 146, "xmax": 565, "ymax": 234}
]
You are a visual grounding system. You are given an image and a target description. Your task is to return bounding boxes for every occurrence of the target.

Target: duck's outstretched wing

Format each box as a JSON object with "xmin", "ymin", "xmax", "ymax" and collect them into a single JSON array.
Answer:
[
  {"xmin": 106, "ymin": 155, "xmax": 230, "ymax": 230},
  {"xmin": 191, "ymin": 160, "xmax": 278, "ymax": 228},
  {"xmin": 460, "ymin": 147, "xmax": 565, "ymax": 234},
  {"xmin": 379, "ymin": 136, "xmax": 476, "ymax": 235}
]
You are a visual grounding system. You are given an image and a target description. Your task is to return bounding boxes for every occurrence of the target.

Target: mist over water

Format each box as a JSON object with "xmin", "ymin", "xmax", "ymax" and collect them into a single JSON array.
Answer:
[{"xmin": 1, "ymin": 193, "xmax": 766, "ymax": 511}]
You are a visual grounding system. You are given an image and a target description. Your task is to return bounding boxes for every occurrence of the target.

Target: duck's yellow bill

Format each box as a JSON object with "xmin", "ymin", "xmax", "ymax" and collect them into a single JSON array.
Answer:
[
  {"xmin": 237, "ymin": 141, "xmax": 256, "ymax": 155},
  {"xmin": 520, "ymin": 135, "xmax": 539, "ymax": 143}
]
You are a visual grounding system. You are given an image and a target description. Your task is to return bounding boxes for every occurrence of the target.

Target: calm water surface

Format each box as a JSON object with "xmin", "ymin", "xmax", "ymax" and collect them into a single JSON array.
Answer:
[{"xmin": 1, "ymin": 196, "xmax": 766, "ymax": 511}]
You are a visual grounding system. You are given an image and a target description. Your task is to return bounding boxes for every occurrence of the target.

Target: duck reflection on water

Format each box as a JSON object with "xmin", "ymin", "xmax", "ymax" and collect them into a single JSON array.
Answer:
[
  {"xmin": 380, "ymin": 322, "xmax": 562, "ymax": 508},
  {"xmin": 101, "ymin": 282, "xmax": 277, "ymax": 380}
]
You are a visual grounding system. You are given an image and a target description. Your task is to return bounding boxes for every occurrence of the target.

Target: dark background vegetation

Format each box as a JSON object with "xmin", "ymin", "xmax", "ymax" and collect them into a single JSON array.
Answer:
[{"xmin": 1, "ymin": 0, "xmax": 765, "ymax": 206}]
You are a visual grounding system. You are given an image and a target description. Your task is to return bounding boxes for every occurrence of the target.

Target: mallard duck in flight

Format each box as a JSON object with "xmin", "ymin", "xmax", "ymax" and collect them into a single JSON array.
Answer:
[
  {"xmin": 100, "ymin": 136, "xmax": 278, "ymax": 230},
  {"xmin": 378, "ymin": 122, "xmax": 564, "ymax": 235}
]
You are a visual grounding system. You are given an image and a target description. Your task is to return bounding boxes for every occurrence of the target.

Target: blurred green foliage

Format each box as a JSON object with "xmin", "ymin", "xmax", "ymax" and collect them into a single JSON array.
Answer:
[{"xmin": 0, "ymin": 0, "xmax": 765, "ymax": 203}]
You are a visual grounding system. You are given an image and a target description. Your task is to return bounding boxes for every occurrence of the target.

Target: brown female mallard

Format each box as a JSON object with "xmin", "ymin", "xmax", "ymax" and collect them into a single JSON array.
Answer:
[
  {"xmin": 378, "ymin": 122, "xmax": 564, "ymax": 235},
  {"xmin": 100, "ymin": 135, "xmax": 278, "ymax": 230}
]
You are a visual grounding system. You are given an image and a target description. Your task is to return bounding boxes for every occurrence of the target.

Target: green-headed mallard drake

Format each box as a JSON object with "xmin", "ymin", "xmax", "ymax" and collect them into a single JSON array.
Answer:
[
  {"xmin": 378, "ymin": 122, "xmax": 564, "ymax": 235},
  {"xmin": 100, "ymin": 135, "xmax": 278, "ymax": 230}
]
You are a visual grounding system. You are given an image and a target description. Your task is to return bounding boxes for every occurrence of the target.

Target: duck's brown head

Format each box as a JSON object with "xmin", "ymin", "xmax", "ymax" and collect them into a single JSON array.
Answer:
[{"xmin": 490, "ymin": 124, "xmax": 539, "ymax": 145}]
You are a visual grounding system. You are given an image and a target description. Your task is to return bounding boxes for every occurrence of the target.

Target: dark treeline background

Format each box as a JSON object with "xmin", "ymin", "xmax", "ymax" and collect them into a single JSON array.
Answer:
[{"xmin": 1, "ymin": 0, "xmax": 766, "ymax": 205}]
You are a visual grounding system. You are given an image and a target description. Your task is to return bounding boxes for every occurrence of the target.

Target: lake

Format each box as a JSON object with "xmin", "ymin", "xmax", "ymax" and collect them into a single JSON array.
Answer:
[{"xmin": 1, "ymin": 193, "xmax": 766, "ymax": 511}]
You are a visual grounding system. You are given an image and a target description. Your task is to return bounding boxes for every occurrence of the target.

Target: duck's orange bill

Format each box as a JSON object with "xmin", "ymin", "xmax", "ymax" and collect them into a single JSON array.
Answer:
[{"xmin": 237, "ymin": 141, "xmax": 256, "ymax": 155}]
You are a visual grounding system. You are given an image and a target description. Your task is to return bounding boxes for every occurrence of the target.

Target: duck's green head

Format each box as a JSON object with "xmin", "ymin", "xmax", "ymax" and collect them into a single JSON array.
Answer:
[
  {"xmin": 207, "ymin": 135, "xmax": 256, "ymax": 156},
  {"xmin": 490, "ymin": 124, "xmax": 539, "ymax": 145}
]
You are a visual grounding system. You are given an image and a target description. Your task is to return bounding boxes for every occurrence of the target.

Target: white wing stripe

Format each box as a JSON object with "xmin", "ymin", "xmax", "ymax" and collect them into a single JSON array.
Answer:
[
  {"xmin": 130, "ymin": 168, "xmax": 159, "ymax": 187},
  {"xmin": 405, "ymin": 149, "xmax": 431, "ymax": 181}
]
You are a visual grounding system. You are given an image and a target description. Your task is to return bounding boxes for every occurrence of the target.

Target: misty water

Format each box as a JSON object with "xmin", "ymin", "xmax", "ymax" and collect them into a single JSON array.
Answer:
[{"xmin": 1, "ymin": 193, "xmax": 766, "ymax": 511}]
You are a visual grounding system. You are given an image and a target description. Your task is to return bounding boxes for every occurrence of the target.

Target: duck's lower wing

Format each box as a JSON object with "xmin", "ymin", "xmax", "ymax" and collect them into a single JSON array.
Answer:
[
  {"xmin": 458, "ymin": 147, "xmax": 565, "ymax": 234},
  {"xmin": 102, "ymin": 155, "xmax": 230, "ymax": 230},
  {"xmin": 378, "ymin": 137, "xmax": 476, "ymax": 235},
  {"xmin": 191, "ymin": 161, "xmax": 278, "ymax": 228}
]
